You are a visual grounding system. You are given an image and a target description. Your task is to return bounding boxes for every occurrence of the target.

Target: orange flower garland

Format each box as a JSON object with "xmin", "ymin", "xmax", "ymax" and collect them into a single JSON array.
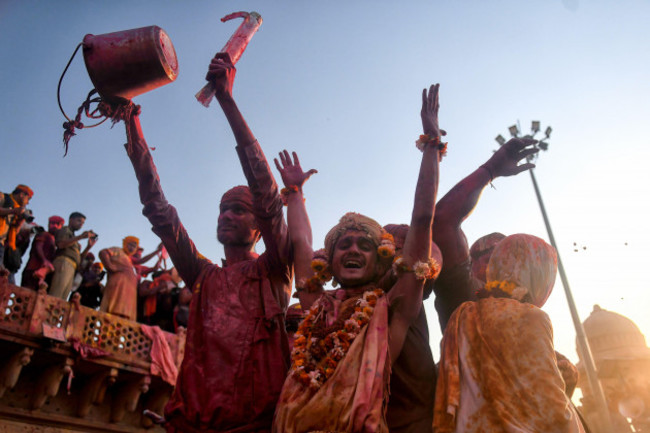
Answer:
[
  {"xmin": 392, "ymin": 256, "xmax": 441, "ymax": 280},
  {"xmin": 290, "ymin": 288, "xmax": 384, "ymax": 389}
]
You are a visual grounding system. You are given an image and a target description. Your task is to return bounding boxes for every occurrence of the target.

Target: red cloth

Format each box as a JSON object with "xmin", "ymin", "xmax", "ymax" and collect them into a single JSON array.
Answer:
[
  {"xmin": 141, "ymin": 324, "xmax": 178, "ymax": 386},
  {"xmin": 21, "ymin": 231, "xmax": 56, "ymax": 289},
  {"xmin": 127, "ymin": 137, "xmax": 292, "ymax": 433}
]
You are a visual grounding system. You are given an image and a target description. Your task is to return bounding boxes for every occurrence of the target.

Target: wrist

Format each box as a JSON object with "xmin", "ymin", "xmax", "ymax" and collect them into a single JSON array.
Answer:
[
  {"xmin": 480, "ymin": 163, "xmax": 495, "ymax": 181},
  {"xmin": 280, "ymin": 185, "xmax": 304, "ymax": 206}
]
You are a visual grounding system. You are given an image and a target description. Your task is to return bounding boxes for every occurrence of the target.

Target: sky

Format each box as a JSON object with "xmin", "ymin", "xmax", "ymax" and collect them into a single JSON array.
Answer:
[{"xmin": 2, "ymin": 0, "xmax": 650, "ymax": 397}]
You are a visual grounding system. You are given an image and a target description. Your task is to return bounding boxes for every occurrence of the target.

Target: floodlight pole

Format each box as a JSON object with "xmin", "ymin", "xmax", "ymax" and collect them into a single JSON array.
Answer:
[
  {"xmin": 528, "ymin": 168, "xmax": 613, "ymax": 433},
  {"xmin": 499, "ymin": 123, "xmax": 614, "ymax": 433}
]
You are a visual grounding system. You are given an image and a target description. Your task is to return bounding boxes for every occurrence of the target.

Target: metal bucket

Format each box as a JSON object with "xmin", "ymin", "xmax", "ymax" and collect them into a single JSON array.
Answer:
[{"xmin": 82, "ymin": 26, "xmax": 178, "ymax": 102}]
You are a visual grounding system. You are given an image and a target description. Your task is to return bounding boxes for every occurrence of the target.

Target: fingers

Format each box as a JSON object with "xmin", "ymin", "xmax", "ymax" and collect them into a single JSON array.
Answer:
[
  {"xmin": 518, "ymin": 147, "xmax": 539, "ymax": 161},
  {"xmin": 306, "ymin": 169, "xmax": 318, "ymax": 178},
  {"xmin": 440, "ymin": 129, "xmax": 447, "ymax": 136},
  {"xmin": 292, "ymin": 151, "xmax": 301, "ymax": 167},
  {"xmin": 213, "ymin": 51, "xmax": 233, "ymax": 65},
  {"xmin": 273, "ymin": 157, "xmax": 282, "ymax": 172},
  {"xmin": 513, "ymin": 162, "xmax": 536, "ymax": 174},
  {"xmin": 282, "ymin": 149, "xmax": 291, "ymax": 167}
]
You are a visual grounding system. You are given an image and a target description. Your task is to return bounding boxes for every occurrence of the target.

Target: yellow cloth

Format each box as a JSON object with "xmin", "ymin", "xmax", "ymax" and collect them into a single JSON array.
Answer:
[
  {"xmin": 434, "ymin": 299, "xmax": 584, "ymax": 433},
  {"xmin": 434, "ymin": 234, "xmax": 582, "ymax": 433},
  {"xmin": 273, "ymin": 296, "xmax": 390, "ymax": 433}
]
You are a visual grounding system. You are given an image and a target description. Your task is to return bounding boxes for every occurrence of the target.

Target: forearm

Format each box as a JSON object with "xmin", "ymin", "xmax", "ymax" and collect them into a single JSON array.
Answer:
[
  {"xmin": 435, "ymin": 165, "xmax": 491, "ymax": 227},
  {"xmin": 124, "ymin": 114, "xmax": 205, "ymax": 287},
  {"xmin": 0, "ymin": 208, "xmax": 16, "ymax": 217},
  {"xmin": 56, "ymin": 235, "xmax": 85, "ymax": 249},
  {"xmin": 218, "ymin": 93, "xmax": 289, "ymax": 263},
  {"xmin": 432, "ymin": 165, "xmax": 491, "ymax": 267},
  {"xmin": 404, "ymin": 146, "xmax": 439, "ymax": 263},
  {"xmin": 286, "ymin": 191, "xmax": 320, "ymax": 309}
]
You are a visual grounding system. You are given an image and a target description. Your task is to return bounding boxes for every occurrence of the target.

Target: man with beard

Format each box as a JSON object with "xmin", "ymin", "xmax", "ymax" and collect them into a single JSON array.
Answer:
[{"xmin": 121, "ymin": 53, "xmax": 294, "ymax": 432}]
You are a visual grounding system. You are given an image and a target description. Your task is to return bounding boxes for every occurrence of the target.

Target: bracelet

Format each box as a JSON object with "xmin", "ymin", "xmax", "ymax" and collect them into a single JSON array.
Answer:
[
  {"xmin": 392, "ymin": 256, "xmax": 441, "ymax": 280},
  {"xmin": 416, "ymin": 134, "xmax": 448, "ymax": 159},
  {"xmin": 280, "ymin": 185, "xmax": 303, "ymax": 206},
  {"xmin": 480, "ymin": 164, "xmax": 496, "ymax": 189}
]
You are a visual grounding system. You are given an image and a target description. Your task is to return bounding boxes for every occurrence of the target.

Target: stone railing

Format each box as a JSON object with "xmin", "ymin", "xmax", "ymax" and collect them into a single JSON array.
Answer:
[{"xmin": 0, "ymin": 276, "xmax": 185, "ymax": 432}]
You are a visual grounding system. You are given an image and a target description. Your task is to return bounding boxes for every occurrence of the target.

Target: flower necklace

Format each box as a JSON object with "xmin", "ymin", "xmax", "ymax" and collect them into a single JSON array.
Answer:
[{"xmin": 290, "ymin": 288, "xmax": 384, "ymax": 390}]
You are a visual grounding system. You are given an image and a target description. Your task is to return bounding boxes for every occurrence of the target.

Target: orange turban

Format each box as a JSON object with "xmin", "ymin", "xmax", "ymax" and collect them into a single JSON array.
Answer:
[
  {"xmin": 14, "ymin": 184, "xmax": 34, "ymax": 198},
  {"xmin": 486, "ymin": 233, "xmax": 557, "ymax": 308},
  {"xmin": 122, "ymin": 236, "xmax": 140, "ymax": 250}
]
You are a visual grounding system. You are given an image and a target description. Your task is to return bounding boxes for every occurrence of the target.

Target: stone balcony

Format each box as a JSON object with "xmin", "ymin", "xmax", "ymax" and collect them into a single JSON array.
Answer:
[{"xmin": 0, "ymin": 274, "xmax": 185, "ymax": 432}]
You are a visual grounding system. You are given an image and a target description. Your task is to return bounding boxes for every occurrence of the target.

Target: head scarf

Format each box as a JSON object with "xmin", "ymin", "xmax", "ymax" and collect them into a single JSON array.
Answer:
[
  {"xmin": 48, "ymin": 215, "xmax": 65, "ymax": 225},
  {"xmin": 14, "ymin": 184, "xmax": 34, "ymax": 198},
  {"xmin": 220, "ymin": 185, "xmax": 254, "ymax": 213},
  {"xmin": 469, "ymin": 232, "xmax": 506, "ymax": 260},
  {"xmin": 485, "ymin": 233, "xmax": 557, "ymax": 307},
  {"xmin": 122, "ymin": 236, "xmax": 140, "ymax": 250},
  {"xmin": 324, "ymin": 212, "xmax": 384, "ymax": 260}
]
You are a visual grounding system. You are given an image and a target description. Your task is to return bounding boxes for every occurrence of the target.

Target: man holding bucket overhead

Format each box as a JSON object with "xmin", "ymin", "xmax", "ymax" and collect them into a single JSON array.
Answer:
[{"xmin": 122, "ymin": 53, "xmax": 294, "ymax": 432}]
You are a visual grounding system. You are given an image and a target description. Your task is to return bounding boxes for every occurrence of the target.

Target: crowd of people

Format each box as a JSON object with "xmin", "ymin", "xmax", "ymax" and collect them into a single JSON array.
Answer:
[
  {"xmin": 1, "ymin": 51, "xmax": 589, "ymax": 432},
  {"xmin": 0, "ymin": 194, "xmax": 190, "ymax": 333}
]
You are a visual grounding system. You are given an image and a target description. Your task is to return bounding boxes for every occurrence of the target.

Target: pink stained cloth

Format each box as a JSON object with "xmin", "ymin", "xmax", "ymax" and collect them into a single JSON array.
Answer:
[
  {"xmin": 273, "ymin": 295, "xmax": 391, "ymax": 433},
  {"xmin": 99, "ymin": 247, "xmax": 139, "ymax": 320},
  {"xmin": 141, "ymin": 324, "xmax": 178, "ymax": 386},
  {"xmin": 434, "ymin": 234, "xmax": 582, "ymax": 433},
  {"xmin": 434, "ymin": 299, "xmax": 585, "ymax": 433},
  {"xmin": 127, "ymin": 137, "xmax": 292, "ymax": 433}
]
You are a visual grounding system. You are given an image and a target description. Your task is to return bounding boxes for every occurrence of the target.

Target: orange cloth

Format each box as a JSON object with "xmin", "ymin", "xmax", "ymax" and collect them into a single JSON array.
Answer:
[
  {"xmin": 99, "ymin": 247, "xmax": 139, "ymax": 320},
  {"xmin": 273, "ymin": 295, "xmax": 391, "ymax": 433},
  {"xmin": 434, "ymin": 234, "xmax": 583, "ymax": 433}
]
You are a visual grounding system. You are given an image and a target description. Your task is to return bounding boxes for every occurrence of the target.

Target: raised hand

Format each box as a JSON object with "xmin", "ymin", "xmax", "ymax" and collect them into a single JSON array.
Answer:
[
  {"xmin": 485, "ymin": 137, "xmax": 539, "ymax": 178},
  {"xmin": 421, "ymin": 84, "xmax": 445, "ymax": 138},
  {"xmin": 205, "ymin": 52, "xmax": 236, "ymax": 97},
  {"xmin": 273, "ymin": 150, "xmax": 317, "ymax": 189}
]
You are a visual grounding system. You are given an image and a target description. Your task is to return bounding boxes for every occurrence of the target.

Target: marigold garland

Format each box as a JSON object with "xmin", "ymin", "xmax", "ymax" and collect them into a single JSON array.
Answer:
[
  {"xmin": 378, "ymin": 232, "xmax": 396, "ymax": 258},
  {"xmin": 290, "ymin": 288, "xmax": 384, "ymax": 389},
  {"xmin": 484, "ymin": 280, "xmax": 516, "ymax": 295},
  {"xmin": 392, "ymin": 256, "xmax": 441, "ymax": 280},
  {"xmin": 415, "ymin": 133, "xmax": 448, "ymax": 160}
]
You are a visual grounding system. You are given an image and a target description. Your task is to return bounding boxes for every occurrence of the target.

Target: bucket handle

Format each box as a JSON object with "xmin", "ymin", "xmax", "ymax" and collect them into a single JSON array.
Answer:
[{"xmin": 57, "ymin": 42, "xmax": 108, "ymax": 155}]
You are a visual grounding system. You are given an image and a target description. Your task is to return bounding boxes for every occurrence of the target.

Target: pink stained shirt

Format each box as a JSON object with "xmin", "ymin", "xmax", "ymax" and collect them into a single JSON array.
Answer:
[{"xmin": 127, "ymin": 138, "xmax": 293, "ymax": 433}]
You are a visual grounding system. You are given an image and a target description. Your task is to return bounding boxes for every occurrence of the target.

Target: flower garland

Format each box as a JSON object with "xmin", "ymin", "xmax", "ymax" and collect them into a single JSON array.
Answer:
[
  {"xmin": 484, "ymin": 280, "xmax": 516, "ymax": 295},
  {"xmin": 484, "ymin": 279, "xmax": 529, "ymax": 301},
  {"xmin": 392, "ymin": 256, "xmax": 441, "ymax": 280},
  {"xmin": 377, "ymin": 232, "xmax": 396, "ymax": 258},
  {"xmin": 415, "ymin": 133, "xmax": 448, "ymax": 160},
  {"xmin": 290, "ymin": 288, "xmax": 384, "ymax": 390}
]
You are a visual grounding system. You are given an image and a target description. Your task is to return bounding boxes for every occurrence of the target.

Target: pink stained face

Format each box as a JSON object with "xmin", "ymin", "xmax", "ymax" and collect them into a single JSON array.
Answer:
[
  {"xmin": 331, "ymin": 229, "xmax": 379, "ymax": 287},
  {"xmin": 216, "ymin": 201, "xmax": 259, "ymax": 247}
]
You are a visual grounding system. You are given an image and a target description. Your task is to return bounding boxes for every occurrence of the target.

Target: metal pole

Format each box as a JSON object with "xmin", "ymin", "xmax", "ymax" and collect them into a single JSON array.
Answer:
[{"xmin": 529, "ymin": 168, "xmax": 614, "ymax": 432}]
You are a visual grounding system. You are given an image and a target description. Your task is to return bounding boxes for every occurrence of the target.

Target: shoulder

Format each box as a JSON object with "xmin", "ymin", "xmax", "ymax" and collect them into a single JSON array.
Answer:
[{"xmin": 56, "ymin": 226, "xmax": 73, "ymax": 238}]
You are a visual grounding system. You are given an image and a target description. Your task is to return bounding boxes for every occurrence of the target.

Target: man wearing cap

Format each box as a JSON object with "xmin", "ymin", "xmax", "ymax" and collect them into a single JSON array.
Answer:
[
  {"xmin": 21, "ymin": 215, "xmax": 64, "ymax": 290},
  {"xmin": 0, "ymin": 185, "xmax": 33, "ymax": 278},
  {"xmin": 49, "ymin": 212, "xmax": 97, "ymax": 300},
  {"xmin": 121, "ymin": 53, "xmax": 293, "ymax": 432}
]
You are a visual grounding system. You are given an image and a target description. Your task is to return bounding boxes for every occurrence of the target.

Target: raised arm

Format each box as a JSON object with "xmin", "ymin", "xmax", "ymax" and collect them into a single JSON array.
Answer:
[
  {"xmin": 207, "ymin": 54, "xmax": 291, "ymax": 268},
  {"xmin": 433, "ymin": 137, "xmax": 538, "ymax": 268},
  {"xmin": 273, "ymin": 150, "xmax": 319, "ymax": 309},
  {"xmin": 387, "ymin": 84, "xmax": 442, "ymax": 361},
  {"xmin": 123, "ymin": 107, "xmax": 207, "ymax": 289}
]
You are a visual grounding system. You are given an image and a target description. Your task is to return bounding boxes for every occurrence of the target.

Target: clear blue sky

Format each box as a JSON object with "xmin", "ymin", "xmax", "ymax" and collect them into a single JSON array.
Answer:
[{"xmin": 2, "ymin": 0, "xmax": 650, "ymax": 382}]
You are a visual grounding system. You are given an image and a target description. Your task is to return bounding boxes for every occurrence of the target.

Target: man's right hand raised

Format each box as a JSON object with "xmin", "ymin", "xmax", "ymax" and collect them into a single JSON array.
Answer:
[
  {"xmin": 484, "ymin": 137, "xmax": 539, "ymax": 178},
  {"xmin": 206, "ymin": 53, "xmax": 236, "ymax": 98}
]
